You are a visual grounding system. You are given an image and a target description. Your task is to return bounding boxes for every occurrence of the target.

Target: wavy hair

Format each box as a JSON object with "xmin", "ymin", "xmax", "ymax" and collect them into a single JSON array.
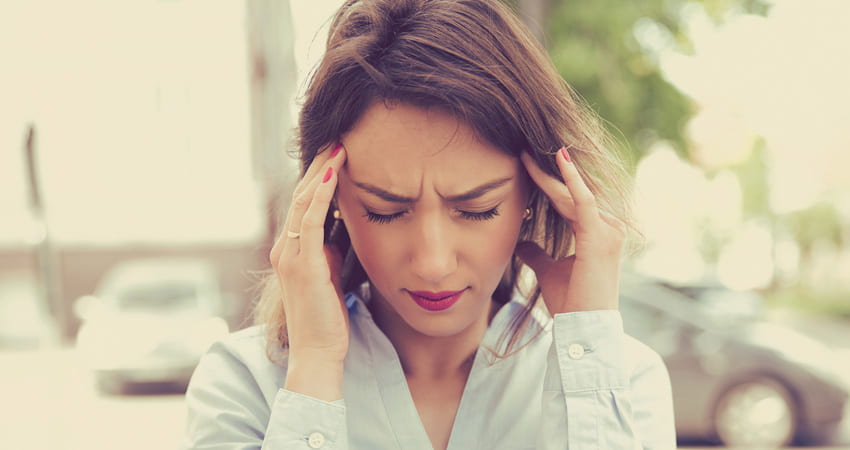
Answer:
[{"xmin": 252, "ymin": 0, "xmax": 639, "ymax": 365}]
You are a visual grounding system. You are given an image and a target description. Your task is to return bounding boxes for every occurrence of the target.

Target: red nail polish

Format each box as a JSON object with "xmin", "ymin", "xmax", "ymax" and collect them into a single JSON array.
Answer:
[
  {"xmin": 322, "ymin": 167, "xmax": 333, "ymax": 183},
  {"xmin": 331, "ymin": 144, "xmax": 342, "ymax": 157},
  {"xmin": 560, "ymin": 146, "xmax": 571, "ymax": 162}
]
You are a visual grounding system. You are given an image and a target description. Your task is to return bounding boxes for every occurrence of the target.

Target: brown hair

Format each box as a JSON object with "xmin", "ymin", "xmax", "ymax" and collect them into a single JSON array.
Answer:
[{"xmin": 253, "ymin": 0, "xmax": 639, "ymax": 364}]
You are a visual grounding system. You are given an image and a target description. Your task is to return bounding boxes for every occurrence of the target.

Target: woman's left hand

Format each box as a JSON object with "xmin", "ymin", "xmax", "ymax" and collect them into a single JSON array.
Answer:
[{"xmin": 515, "ymin": 147, "xmax": 627, "ymax": 314}]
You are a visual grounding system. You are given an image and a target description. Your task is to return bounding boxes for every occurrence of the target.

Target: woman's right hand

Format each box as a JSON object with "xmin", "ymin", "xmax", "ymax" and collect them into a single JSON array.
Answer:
[{"xmin": 270, "ymin": 143, "xmax": 349, "ymax": 366}]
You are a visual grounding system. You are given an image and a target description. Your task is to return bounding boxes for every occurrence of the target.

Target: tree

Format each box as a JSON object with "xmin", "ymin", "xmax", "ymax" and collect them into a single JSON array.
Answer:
[{"xmin": 532, "ymin": 0, "xmax": 770, "ymax": 162}]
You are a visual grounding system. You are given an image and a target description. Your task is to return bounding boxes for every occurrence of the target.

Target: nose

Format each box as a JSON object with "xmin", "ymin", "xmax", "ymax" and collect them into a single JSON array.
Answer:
[{"xmin": 409, "ymin": 212, "xmax": 457, "ymax": 286}]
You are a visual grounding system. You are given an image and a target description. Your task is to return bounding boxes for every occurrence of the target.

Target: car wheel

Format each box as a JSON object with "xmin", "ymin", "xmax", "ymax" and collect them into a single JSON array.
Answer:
[{"xmin": 713, "ymin": 376, "xmax": 798, "ymax": 448}]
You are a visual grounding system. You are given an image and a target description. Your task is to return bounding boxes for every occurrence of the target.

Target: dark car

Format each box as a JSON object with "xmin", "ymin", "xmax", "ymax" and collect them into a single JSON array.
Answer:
[{"xmin": 619, "ymin": 272, "xmax": 849, "ymax": 447}]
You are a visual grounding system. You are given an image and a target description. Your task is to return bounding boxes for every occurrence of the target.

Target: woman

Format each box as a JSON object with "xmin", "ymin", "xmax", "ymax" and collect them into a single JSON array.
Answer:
[{"xmin": 185, "ymin": 0, "xmax": 675, "ymax": 449}]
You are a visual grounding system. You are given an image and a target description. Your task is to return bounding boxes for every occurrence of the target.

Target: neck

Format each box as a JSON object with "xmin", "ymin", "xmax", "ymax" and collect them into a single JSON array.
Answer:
[{"xmin": 367, "ymin": 284, "xmax": 497, "ymax": 381}]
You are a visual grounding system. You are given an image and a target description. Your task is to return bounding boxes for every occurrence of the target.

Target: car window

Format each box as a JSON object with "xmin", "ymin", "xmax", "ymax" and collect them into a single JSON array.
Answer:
[
  {"xmin": 662, "ymin": 283, "xmax": 762, "ymax": 322},
  {"xmin": 113, "ymin": 282, "xmax": 199, "ymax": 311}
]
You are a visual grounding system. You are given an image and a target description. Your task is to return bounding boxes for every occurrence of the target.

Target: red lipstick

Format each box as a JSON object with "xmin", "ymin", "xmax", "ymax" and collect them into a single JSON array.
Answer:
[{"xmin": 407, "ymin": 289, "xmax": 467, "ymax": 311}]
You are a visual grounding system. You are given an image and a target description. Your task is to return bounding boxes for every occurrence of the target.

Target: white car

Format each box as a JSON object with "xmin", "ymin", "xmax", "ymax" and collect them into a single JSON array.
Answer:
[{"xmin": 74, "ymin": 258, "xmax": 230, "ymax": 394}]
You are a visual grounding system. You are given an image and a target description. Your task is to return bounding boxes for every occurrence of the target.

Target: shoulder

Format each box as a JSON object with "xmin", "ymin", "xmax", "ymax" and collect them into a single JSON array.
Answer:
[
  {"xmin": 198, "ymin": 324, "xmax": 275, "ymax": 365},
  {"xmin": 201, "ymin": 324, "xmax": 287, "ymax": 372},
  {"xmin": 210, "ymin": 324, "xmax": 273, "ymax": 357},
  {"xmin": 185, "ymin": 325, "xmax": 288, "ymax": 446},
  {"xmin": 187, "ymin": 324, "xmax": 288, "ymax": 405}
]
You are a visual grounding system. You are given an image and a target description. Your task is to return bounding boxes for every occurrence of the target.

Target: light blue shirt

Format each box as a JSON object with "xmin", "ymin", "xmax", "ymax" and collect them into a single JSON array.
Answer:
[{"xmin": 184, "ymin": 282, "xmax": 676, "ymax": 449}]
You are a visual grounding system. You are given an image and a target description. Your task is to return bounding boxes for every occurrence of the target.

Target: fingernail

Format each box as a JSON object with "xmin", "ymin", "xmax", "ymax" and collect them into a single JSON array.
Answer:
[
  {"xmin": 322, "ymin": 167, "xmax": 333, "ymax": 183},
  {"xmin": 331, "ymin": 144, "xmax": 342, "ymax": 157},
  {"xmin": 560, "ymin": 146, "xmax": 571, "ymax": 162}
]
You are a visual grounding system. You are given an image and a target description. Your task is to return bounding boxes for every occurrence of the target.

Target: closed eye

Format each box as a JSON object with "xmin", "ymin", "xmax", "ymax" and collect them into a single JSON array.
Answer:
[
  {"xmin": 458, "ymin": 207, "xmax": 500, "ymax": 221},
  {"xmin": 363, "ymin": 210, "xmax": 405, "ymax": 224},
  {"xmin": 363, "ymin": 205, "xmax": 501, "ymax": 224}
]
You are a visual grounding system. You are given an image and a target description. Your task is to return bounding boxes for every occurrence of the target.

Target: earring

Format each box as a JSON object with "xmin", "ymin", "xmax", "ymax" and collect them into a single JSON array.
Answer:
[
  {"xmin": 522, "ymin": 208, "xmax": 532, "ymax": 220},
  {"xmin": 333, "ymin": 209, "xmax": 341, "ymax": 220}
]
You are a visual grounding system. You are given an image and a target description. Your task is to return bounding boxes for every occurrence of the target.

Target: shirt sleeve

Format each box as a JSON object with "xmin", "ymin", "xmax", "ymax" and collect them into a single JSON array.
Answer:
[
  {"xmin": 184, "ymin": 340, "xmax": 349, "ymax": 450},
  {"xmin": 536, "ymin": 310, "xmax": 677, "ymax": 450}
]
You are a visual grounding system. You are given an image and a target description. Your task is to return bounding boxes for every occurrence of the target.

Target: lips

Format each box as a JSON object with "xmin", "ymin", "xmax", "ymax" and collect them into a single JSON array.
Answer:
[
  {"xmin": 408, "ymin": 290, "xmax": 465, "ymax": 300},
  {"xmin": 406, "ymin": 288, "xmax": 467, "ymax": 312}
]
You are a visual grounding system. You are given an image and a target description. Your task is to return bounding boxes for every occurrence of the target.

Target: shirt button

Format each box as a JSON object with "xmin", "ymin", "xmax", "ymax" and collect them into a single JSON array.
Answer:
[
  {"xmin": 568, "ymin": 343, "xmax": 585, "ymax": 360},
  {"xmin": 308, "ymin": 432, "xmax": 326, "ymax": 448}
]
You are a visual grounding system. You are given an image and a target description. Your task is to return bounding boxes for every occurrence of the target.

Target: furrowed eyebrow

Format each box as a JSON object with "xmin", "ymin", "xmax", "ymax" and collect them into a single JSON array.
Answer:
[{"xmin": 352, "ymin": 176, "xmax": 514, "ymax": 204}]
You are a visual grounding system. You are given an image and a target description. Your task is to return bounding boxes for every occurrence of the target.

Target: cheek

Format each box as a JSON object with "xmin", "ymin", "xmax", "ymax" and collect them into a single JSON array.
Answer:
[
  {"xmin": 493, "ymin": 198, "xmax": 528, "ymax": 264},
  {"xmin": 336, "ymin": 192, "xmax": 380, "ymax": 266},
  {"xmin": 341, "ymin": 218, "xmax": 398, "ymax": 277},
  {"xmin": 477, "ymin": 218, "xmax": 523, "ymax": 267}
]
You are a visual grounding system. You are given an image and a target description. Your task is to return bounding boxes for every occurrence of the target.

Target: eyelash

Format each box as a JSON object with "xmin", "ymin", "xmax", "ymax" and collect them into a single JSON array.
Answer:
[{"xmin": 363, "ymin": 205, "xmax": 501, "ymax": 224}]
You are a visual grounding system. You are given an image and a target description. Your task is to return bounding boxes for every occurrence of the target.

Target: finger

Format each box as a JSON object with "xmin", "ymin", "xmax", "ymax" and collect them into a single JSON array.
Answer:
[
  {"xmin": 292, "ymin": 143, "xmax": 343, "ymax": 199},
  {"xmin": 514, "ymin": 240, "xmax": 553, "ymax": 275},
  {"xmin": 519, "ymin": 150, "xmax": 578, "ymax": 221},
  {"xmin": 554, "ymin": 146, "xmax": 600, "ymax": 227},
  {"xmin": 275, "ymin": 144, "xmax": 346, "ymax": 266},
  {"xmin": 270, "ymin": 227, "xmax": 286, "ymax": 267},
  {"xmin": 284, "ymin": 173, "xmax": 324, "ymax": 234},
  {"xmin": 285, "ymin": 144, "xmax": 344, "ymax": 232},
  {"xmin": 279, "ymin": 143, "xmax": 340, "ymax": 246},
  {"xmin": 294, "ymin": 144, "xmax": 346, "ymax": 234},
  {"xmin": 277, "ymin": 188, "xmax": 314, "ymax": 261},
  {"xmin": 272, "ymin": 185, "xmax": 311, "ymax": 266},
  {"xmin": 271, "ymin": 197, "xmax": 309, "ymax": 271},
  {"xmin": 300, "ymin": 150, "xmax": 347, "ymax": 260}
]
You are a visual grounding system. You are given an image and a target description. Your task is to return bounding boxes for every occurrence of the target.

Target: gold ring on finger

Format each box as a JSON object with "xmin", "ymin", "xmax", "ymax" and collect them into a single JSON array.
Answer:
[{"xmin": 286, "ymin": 230, "xmax": 301, "ymax": 239}]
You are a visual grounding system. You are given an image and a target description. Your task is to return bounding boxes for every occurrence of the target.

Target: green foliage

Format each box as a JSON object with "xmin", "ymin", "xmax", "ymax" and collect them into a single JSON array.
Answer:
[
  {"xmin": 728, "ymin": 137, "xmax": 770, "ymax": 218},
  {"xmin": 785, "ymin": 202, "xmax": 845, "ymax": 255},
  {"xmin": 543, "ymin": 0, "xmax": 769, "ymax": 163}
]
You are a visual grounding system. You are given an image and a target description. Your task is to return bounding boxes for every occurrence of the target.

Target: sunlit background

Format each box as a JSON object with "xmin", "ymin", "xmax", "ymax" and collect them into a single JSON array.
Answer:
[{"xmin": 1, "ymin": 0, "xmax": 849, "ymax": 449}]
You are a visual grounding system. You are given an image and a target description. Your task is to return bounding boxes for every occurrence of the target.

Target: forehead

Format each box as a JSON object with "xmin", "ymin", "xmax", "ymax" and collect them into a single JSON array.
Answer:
[{"xmin": 341, "ymin": 102, "xmax": 517, "ymax": 184}]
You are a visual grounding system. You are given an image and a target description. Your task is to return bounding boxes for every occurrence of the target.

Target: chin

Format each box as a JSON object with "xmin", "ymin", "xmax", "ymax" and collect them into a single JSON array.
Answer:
[
  {"xmin": 407, "ymin": 318, "xmax": 471, "ymax": 338},
  {"xmin": 396, "ymin": 291, "xmax": 490, "ymax": 338}
]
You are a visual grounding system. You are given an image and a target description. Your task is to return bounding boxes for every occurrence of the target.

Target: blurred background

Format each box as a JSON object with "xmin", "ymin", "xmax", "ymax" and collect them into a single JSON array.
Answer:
[{"xmin": 1, "ymin": 0, "xmax": 848, "ymax": 448}]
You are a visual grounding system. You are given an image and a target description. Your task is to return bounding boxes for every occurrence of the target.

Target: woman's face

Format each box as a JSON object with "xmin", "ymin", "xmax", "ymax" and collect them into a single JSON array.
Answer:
[{"xmin": 335, "ymin": 101, "xmax": 530, "ymax": 337}]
